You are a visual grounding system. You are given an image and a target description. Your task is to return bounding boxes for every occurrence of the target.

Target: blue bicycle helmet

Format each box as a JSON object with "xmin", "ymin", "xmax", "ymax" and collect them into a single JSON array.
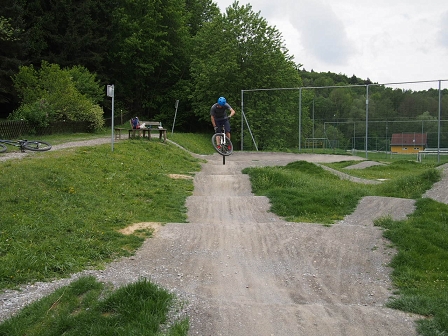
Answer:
[{"xmin": 217, "ymin": 97, "xmax": 226, "ymax": 106}]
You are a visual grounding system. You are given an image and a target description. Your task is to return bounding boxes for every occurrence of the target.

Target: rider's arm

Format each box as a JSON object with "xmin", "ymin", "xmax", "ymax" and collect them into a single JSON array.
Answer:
[
  {"xmin": 229, "ymin": 108, "xmax": 235, "ymax": 118},
  {"xmin": 211, "ymin": 116, "xmax": 216, "ymax": 128}
]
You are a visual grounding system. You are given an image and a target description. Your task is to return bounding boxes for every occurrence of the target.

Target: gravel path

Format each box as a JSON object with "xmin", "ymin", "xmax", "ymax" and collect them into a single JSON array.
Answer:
[
  {"xmin": 0, "ymin": 137, "xmax": 112, "ymax": 162},
  {"xmin": 2, "ymin": 138, "xmax": 448, "ymax": 335}
]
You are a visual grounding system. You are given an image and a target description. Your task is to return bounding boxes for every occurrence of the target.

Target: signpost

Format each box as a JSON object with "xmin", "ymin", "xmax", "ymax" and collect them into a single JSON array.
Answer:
[{"xmin": 107, "ymin": 85, "xmax": 114, "ymax": 151}]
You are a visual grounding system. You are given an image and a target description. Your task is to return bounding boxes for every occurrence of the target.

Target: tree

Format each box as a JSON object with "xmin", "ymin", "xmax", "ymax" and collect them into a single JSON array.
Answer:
[
  {"xmin": 67, "ymin": 65, "xmax": 104, "ymax": 104},
  {"xmin": 0, "ymin": 1, "xmax": 25, "ymax": 110},
  {"xmin": 107, "ymin": 0, "xmax": 191, "ymax": 119},
  {"xmin": 19, "ymin": 0, "xmax": 116, "ymax": 72},
  {"xmin": 329, "ymin": 87, "xmax": 353, "ymax": 121},
  {"xmin": 190, "ymin": 1, "xmax": 303, "ymax": 148},
  {"xmin": 0, "ymin": 16, "xmax": 20, "ymax": 41},
  {"xmin": 0, "ymin": 0, "xmax": 117, "ymax": 116},
  {"xmin": 185, "ymin": 0, "xmax": 220, "ymax": 35}
]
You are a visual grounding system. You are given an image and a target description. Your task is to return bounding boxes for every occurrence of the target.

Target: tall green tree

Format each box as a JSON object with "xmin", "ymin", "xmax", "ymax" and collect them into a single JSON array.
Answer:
[
  {"xmin": 107, "ymin": 0, "xmax": 191, "ymax": 119},
  {"xmin": 20, "ymin": 0, "xmax": 116, "ymax": 73},
  {"xmin": 185, "ymin": 0, "xmax": 220, "ymax": 36},
  {"xmin": 190, "ymin": 1, "xmax": 303, "ymax": 148},
  {"xmin": 0, "ymin": 1, "xmax": 25, "ymax": 110},
  {"xmin": 0, "ymin": 0, "xmax": 116, "ymax": 116}
]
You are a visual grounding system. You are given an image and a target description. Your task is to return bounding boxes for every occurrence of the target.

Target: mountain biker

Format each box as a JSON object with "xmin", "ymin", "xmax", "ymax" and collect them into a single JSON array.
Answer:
[{"xmin": 210, "ymin": 97, "xmax": 235, "ymax": 144}]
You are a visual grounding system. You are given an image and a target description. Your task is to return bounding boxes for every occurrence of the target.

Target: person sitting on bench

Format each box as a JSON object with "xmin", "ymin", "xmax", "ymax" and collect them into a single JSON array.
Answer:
[{"xmin": 130, "ymin": 117, "xmax": 142, "ymax": 137}]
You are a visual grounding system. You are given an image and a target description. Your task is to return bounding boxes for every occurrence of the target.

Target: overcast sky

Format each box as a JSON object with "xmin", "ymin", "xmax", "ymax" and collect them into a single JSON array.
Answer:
[{"xmin": 214, "ymin": 0, "xmax": 448, "ymax": 90}]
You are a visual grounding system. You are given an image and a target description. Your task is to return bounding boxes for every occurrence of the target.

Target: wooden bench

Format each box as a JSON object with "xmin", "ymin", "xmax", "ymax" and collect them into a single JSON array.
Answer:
[
  {"xmin": 128, "ymin": 128, "xmax": 149, "ymax": 139},
  {"xmin": 128, "ymin": 121, "xmax": 167, "ymax": 142},
  {"xmin": 114, "ymin": 127, "xmax": 125, "ymax": 139}
]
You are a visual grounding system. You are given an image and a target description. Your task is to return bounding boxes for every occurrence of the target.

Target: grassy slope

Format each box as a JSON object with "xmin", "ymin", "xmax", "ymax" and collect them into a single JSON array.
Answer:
[{"xmin": 0, "ymin": 139, "xmax": 203, "ymax": 289}]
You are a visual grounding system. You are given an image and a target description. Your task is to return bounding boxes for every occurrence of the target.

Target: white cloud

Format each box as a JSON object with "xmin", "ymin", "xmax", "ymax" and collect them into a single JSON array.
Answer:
[
  {"xmin": 214, "ymin": 0, "xmax": 448, "ymax": 89},
  {"xmin": 438, "ymin": 11, "xmax": 448, "ymax": 48},
  {"xmin": 290, "ymin": 0, "xmax": 355, "ymax": 65}
]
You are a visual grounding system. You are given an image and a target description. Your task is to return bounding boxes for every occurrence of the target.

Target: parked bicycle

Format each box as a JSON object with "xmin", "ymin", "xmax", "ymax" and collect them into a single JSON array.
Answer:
[
  {"xmin": 0, "ymin": 139, "xmax": 52, "ymax": 153},
  {"xmin": 211, "ymin": 124, "xmax": 233, "ymax": 156}
]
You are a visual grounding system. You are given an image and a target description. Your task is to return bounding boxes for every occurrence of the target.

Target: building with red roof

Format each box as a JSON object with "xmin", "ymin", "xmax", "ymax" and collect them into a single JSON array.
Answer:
[{"xmin": 390, "ymin": 133, "xmax": 427, "ymax": 154}]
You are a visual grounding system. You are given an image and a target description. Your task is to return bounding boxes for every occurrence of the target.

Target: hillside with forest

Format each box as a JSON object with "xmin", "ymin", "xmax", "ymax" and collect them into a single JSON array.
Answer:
[{"xmin": 1, "ymin": 0, "xmax": 447, "ymax": 149}]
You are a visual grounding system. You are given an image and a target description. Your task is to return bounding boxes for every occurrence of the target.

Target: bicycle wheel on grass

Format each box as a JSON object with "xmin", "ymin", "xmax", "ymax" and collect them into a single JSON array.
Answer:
[
  {"xmin": 0, "ymin": 143, "xmax": 7, "ymax": 153},
  {"xmin": 211, "ymin": 133, "xmax": 233, "ymax": 156},
  {"xmin": 23, "ymin": 140, "xmax": 52, "ymax": 151}
]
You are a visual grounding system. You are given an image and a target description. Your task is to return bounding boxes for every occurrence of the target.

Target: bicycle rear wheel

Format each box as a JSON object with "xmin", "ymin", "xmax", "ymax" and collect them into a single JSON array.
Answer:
[
  {"xmin": 211, "ymin": 133, "xmax": 233, "ymax": 156},
  {"xmin": 23, "ymin": 140, "xmax": 52, "ymax": 151},
  {"xmin": 0, "ymin": 143, "xmax": 7, "ymax": 153}
]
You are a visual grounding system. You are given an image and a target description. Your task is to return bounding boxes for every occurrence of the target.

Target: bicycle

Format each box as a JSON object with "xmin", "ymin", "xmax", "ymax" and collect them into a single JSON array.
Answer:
[
  {"xmin": 211, "ymin": 124, "xmax": 233, "ymax": 156},
  {"xmin": 0, "ymin": 139, "xmax": 52, "ymax": 153}
]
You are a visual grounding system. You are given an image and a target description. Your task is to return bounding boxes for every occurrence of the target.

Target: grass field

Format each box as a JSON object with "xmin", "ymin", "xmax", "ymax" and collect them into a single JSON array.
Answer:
[{"xmin": 1, "ymin": 131, "xmax": 448, "ymax": 335}]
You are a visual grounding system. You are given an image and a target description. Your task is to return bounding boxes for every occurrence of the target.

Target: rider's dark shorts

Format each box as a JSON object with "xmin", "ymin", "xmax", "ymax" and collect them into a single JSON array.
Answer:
[{"xmin": 215, "ymin": 118, "xmax": 231, "ymax": 133}]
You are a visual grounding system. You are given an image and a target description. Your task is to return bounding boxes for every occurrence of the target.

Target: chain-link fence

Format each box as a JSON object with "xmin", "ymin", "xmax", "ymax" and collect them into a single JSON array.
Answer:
[{"xmin": 240, "ymin": 80, "xmax": 448, "ymax": 160}]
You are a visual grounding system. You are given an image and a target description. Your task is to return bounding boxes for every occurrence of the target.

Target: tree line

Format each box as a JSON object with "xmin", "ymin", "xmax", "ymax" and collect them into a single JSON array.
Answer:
[
  {"xmin": 1, "ymin": 0, "xmax": 446, "ymax": 147},
  {"xmin": 1, "ymin": 0, "xmax": 300, "ymax": 133}
]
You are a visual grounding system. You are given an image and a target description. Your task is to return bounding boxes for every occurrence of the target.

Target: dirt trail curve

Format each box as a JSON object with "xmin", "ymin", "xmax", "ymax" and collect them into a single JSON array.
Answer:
[{"xmin": 2, "ymin": 142, "xmax": 448, "ymax": 335}]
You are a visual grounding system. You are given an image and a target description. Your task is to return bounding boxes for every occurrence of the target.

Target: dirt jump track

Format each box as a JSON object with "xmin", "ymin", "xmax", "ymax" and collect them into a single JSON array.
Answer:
[{"xmin": 3, "ymin": 144, "xmax": 447, "ymax": 335}]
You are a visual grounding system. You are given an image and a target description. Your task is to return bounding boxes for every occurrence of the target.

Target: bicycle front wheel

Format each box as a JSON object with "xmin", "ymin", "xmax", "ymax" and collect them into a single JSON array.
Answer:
[
  {"xmin": 211, "ymin": 133, "xmax": 233, "ymax": 156},
  {"xmin": 23, "ymin": 140, "xmax": 52, "ymax": 151},
  {"xmin": 0, "ymin": 143, "xmax": 7, "ymax": 153}
]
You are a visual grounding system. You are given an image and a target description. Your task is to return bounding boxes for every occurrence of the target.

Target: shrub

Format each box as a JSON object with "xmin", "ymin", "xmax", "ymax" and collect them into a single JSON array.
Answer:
[{"xmin": 9, "ymin": 61, "xmax": 104, "ymax": 131}]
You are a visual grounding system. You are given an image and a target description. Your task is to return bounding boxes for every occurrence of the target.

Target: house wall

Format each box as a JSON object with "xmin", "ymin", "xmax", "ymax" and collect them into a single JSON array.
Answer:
[{"xmin": 391, "ymin": 145, "xmax": 425, "ymax": 154}]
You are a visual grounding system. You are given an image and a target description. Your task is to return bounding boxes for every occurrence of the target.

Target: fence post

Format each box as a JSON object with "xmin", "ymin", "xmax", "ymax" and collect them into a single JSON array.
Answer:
[
  {"xmin": 365, "ymin": 84, "xmax": 369, "ymax": 159},
  {"xmin": 299, "ymin": 88, "xmax": 302, "ymax": 152}
]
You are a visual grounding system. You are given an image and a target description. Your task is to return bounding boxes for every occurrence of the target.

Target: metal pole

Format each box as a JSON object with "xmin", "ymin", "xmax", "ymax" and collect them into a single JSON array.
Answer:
[
  {"xmin": 111, "ymin": 94, "xmax": 114, "ymax": 152},
  {"xmin": 241, "ymin": 90, "xmax": 244, "ymax": 151},
  {"xmin": 312, "ymin": 99, "xmax": 315, "ymax": 151},
  {"xmin": 107, "ymin": 85, "xmax": 115, "ymax": 152},
  {"xmin": 353, "ymin": 122, "xmax": 355, "ymax": 151},
  {"xmin": 385, "ymin": 121, "xmax": 388, "ymax": 158},
  {"xmin": 365, "ymin": 85, "xmax": 369, "ymax": 159},
  {"xmin": 438, "ymin": 80, "xmax": 442, "ymax": 163},
  {"xmin": 299, "ymin": 88, "xmax": 302, "ymax": 151}
]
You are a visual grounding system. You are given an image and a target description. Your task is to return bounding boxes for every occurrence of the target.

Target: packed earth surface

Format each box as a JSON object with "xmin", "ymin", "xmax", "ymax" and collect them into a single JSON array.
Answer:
[{"xmin": 2, "ymin": 137, "xmax": 448, "ymax": 335}]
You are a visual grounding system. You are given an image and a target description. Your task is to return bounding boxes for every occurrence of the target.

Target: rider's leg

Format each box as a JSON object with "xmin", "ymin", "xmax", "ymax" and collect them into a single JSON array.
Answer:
[
  {"xmin": 224, "ymin": 119, "xmax": 231, "ymax": 139},
  {"xmin": 216, "ymin": 120, "xmax": 225, "ymax": 146}
]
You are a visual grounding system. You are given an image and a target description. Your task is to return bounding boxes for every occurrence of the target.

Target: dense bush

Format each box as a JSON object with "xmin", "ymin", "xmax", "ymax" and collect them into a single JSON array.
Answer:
[{"xmin": 9, "ymin": 61, "xmax": 104, "ymax": 131}]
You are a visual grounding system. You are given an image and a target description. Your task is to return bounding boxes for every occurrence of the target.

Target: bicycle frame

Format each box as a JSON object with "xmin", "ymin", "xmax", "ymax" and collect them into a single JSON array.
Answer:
[
  {"xmin": 0, "ymin": 139, "xmax": 26, "ymax": 153},
  {"xmin": 0, "ymin": 139, "xmax": 52, "ymax": 153}
]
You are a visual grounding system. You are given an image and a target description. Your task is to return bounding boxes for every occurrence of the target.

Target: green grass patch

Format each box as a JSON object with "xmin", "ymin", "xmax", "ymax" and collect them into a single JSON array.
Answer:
[
  {"xmin": 325, "ymin": 159, "xmax": 436, "ymax": 180},
  {"xmin": 243, "ymin": 161, "xmax": 370, "ymax": 224},
  {"xmin": 0, "ymin": 139, "xmax": 202, "ymax": 290},
  {"xmin": 243, "ymin": 160, "xmax": 440, "ymax": 224},
  {"xmin": 169, "ymin": 132, "xmax": 218, "ymax": 155},
  {"xmin": 0, "ymin": 276, "xmax": 188, "ymax": 335},
  {"xmin": 374, "ymin": 198, "xmax": 448, "ymax": 335},
  {"xmin": 325, "ymin": 160, "xmax": 440, "ymax": 199}
]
